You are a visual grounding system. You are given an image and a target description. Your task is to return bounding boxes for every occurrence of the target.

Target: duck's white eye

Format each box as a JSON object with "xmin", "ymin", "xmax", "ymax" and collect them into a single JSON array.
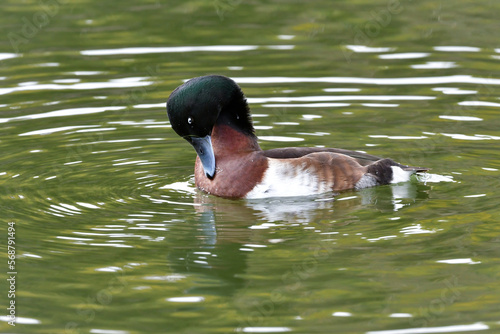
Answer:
[{"xmin": 187, "ymin": 117, "xmax": 193, "ymax": 125}]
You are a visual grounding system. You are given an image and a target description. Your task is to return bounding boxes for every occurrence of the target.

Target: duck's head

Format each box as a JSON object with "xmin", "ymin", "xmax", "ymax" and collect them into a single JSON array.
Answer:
[{"xmin": 166, "ymin": 75, "xmax": 254, "ymax": 179}]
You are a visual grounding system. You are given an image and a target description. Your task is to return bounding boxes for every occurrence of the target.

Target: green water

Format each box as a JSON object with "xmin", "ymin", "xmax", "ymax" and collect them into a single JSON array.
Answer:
[{"xmin": 1, "ymin": 1, "xmax": 500, "ymax": 333}]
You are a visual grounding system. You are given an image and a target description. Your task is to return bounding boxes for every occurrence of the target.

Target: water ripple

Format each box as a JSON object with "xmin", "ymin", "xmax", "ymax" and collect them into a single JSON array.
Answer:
[
  {"xmin": 366, "ymin": 322, "xmax": 489, "ymax": 334},
  {"xmin": 258, "ymin": 136, "xmax": 304, "ymax": 142},
  {"xmin": 411, "ymin": 62, "xmax": 458, "ymax": 69},
  {"xmin": 249, "ymin": 95, "xmax": 434, "ymax": 103},
  {"xmin": 440, "ymin": 133, "xmax": 500, "ymax": 141},
  {"xmin": 345, "ymin": 45, "xmax": 395, "ymax": 53},
  {"xmin": 432, "ymin": 87, "xmax": 477, "ymax": 95},
  {"xmin": 236, "ymin": 327, "xmax": 291, "ymax": 333},
  {"xmin": 379, "ymin": 52, "xmax": 430, "ymax": 59},
  {"xmin": 233, "ymin": 75, "xmax": 500, "ymax": 85},
  {"xmin": 80, "ymin": 45, "xmax": 294, "ymax": 56},
  {"xmin": 0, "ymin": 53, "xmax": 18, "ymax": 61},
  {"xmin": 262, "ymin": 103, "xmax": 350, "ymax": 108},
  {"xmin": 3, "ymin": 107, "xmax": 125, "ymax": 125},
  {"xmin": 369, "ymin": 135, "xmax": 428, "ymax": 140},
  {"xmin": 439, "ymin": 115, "xmax": 482, "ymax": 121},
  {"xmin": 18, "ymin": 125, "xmax": 101, "ymax": 136},
  {"xmin": 458, "ymin": 101, "xmax": 500, "ymax": 108},
  {"xmin": 0, "ymin": 316, "xmax": 41, "ymax": 325},
  {"xmin": 436, "ymin": 258, "xmax": 481, "ymax": 265},
  {"xmin": 434, "ymin": 46, "xmax": 481, "ymax": 52},
  {"xmin": 0, "ymin": 77, "xmax": 152, "ymax": 95}
]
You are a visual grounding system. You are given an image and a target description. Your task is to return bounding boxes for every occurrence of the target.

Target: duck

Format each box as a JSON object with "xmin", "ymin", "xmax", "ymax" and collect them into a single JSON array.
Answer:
[{"xmin": 166, "ymin": 75, "xmax": 428, "ymax": 199}]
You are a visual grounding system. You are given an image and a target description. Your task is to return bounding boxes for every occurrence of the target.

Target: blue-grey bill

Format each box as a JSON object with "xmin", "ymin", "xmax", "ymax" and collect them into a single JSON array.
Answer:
[{"xmin": 189, "ymin": 135, "xmax": 216, "ymax": 179}]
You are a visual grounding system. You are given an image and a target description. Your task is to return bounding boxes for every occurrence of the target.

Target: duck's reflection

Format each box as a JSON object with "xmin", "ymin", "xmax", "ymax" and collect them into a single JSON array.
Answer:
[
  {"xmin": 195, "ymin": 180, "xmax": 430, "ymax": 223},
  {"xmin": 165, "ymin": 181, "xmax": 430, "ymax": 296}
]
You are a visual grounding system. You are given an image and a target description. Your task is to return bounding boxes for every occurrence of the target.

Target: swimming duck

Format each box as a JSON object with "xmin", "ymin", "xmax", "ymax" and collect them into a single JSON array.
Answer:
[{"xmin": 166, "ymin": 75, "xmax": 428, "ymax": 199}]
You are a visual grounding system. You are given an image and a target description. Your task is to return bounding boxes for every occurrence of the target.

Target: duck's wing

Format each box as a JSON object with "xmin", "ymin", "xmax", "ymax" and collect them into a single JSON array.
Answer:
[
  {"xmin": 262, "ymin": 147, "xmax": 382, "ymax": 166},
  {"xmin": 262, "ymin": 147, "xmax": 429, "ymax": 171}
]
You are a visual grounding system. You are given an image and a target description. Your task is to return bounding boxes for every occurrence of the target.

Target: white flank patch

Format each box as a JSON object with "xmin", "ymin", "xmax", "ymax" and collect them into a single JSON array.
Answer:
[
  {"xmin": 245, "ymin": 159, "xmax": 325, "ymax": 199},
  {"xmin": 390, "ymin": 166, "xmax": 414, "ymax": 184},
  {"xmin": 355, "ymin": 174, "xmax": 377, "ymax": 189}
]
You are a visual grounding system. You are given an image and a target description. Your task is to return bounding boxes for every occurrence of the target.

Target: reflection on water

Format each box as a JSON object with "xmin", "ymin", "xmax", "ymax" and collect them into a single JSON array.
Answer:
[{"xmin": 191, "ymin": 179, "xmax": 432, "ymax": 224}]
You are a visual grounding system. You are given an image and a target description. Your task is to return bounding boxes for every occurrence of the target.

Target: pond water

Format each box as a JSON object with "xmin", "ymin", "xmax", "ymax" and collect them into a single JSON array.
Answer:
[{"xmin": 1, "ymin": 1, "xmax": 500, "ymax": 333}]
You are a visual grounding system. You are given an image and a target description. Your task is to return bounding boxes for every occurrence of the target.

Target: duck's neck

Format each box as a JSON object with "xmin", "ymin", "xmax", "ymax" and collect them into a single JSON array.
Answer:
[{"xmin": 211, "ymin": 123, "xmax": 261, "ymax": 156}]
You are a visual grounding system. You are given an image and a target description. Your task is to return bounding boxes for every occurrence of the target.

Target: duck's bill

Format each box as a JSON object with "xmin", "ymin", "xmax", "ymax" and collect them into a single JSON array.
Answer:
[{"xmin": 188, "ymin": 135, "xmax": 216, "ymax": 179}]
